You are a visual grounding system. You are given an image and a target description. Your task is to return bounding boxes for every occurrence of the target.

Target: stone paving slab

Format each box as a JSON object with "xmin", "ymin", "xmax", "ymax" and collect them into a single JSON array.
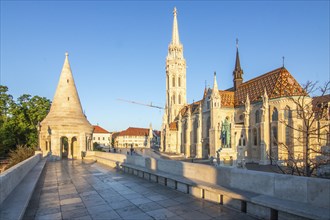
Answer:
[{"xmin": 23, "ymin": 159, "xmax": 258, "ymax": 220}]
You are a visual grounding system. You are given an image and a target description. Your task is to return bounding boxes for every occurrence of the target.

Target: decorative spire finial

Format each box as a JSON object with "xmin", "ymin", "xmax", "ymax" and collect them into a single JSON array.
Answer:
[
  {"xmin": 171, "ymin": 7, "xmax": 180, "ymax": 45},
  {"xmin": 65, "ymin": 52, "xmax": 69, "ymax": 57},
  {"xmin": 282, "ymin": 56, "xmax": 285, "ymax": 67},
  {"xmin": 236, "ymin": 38, "xmax": 239, "ymax": 49}
]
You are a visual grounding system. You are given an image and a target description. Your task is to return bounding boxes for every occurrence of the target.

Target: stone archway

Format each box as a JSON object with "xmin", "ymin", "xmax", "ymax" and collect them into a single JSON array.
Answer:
[{"xmin": 60, "ymin": 136, "xmax": 69, "ymax": 159}]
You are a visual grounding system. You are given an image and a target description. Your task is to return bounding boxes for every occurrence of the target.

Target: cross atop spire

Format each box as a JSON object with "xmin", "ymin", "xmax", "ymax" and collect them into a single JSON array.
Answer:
[{"xmin": 172, "ymin": 7, "xmax": 180, "ymax": 45}]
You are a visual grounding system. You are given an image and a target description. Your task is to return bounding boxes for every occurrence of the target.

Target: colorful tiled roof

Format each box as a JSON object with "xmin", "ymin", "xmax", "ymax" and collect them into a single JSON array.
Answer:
[
  {"xmin": 119, "ymin": 127, "xmax": 150, "ymax": 136},
  {"xmin": 219, "ymin": 91, "xmax": 235, "ymax": 107},
  {"xmin": 93, "ymin": 125, "xmax": 110, "ymax": 133},
  {"xmin": 233, "ymin": 67, "xmax": 305, "ymax": 106}
]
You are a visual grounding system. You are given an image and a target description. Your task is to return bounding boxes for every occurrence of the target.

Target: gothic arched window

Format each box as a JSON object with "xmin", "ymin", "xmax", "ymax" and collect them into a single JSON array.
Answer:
[
  {"xmin": 178, "ymin": 77, "xmax": 181, "ymax": 87},
  {"xmin": 272, "ymin": 108, "xmax": 278, "ymax": 121},
  {"xmin": 193, "ymin": 119, "xmax": 198, "ymax": 143},
  {"xmin": 255, "ymin": 110, "xmax": 260, "ymax": 124},
  {"xmin": 178, "ymin": 94, "xmax": 181, "ymax": 104},
  {"xmin": 253, "ymin": 128, "xmax": 257, "ymax": 146},
  {"xmin": 206, "ymin": 117, "xmax": 211, "ymax": 137},
  {"xmin": 172, "ymin": 77, "xmax": 175, "ymax": 87},
  {"xmin": 284, "ymin": 106, "xmax": 292, "ymax": 119},
  {"xmin": 272, "ymin": 126, "xmax": 278, "ymax": 145}
]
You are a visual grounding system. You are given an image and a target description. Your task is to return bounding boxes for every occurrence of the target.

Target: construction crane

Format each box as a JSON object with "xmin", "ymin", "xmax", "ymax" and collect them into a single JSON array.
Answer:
[{"xmin": 117, "ymin": 98, "xmax": 164, "ymax": 110}]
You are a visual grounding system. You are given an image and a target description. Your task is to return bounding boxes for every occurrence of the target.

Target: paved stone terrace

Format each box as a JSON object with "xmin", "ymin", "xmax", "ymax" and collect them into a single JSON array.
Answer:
[{"xmin": 24, "ymin": 159, "xmax": 257, "ymax": 220}]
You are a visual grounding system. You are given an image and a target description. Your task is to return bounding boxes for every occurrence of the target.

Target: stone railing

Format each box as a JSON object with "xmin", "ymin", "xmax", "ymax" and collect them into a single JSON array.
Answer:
[
  {"xmin": 0, "ymin": 152, "xmax": 42, "ymax": 205},
  {"xmin": 86, "ymin": 151, "xmax": 330, "ymax": 210}
]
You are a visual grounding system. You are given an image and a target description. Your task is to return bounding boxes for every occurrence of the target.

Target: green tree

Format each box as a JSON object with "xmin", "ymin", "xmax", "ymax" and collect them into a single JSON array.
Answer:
[{"xmin": 0, "ymin": 86, "xmax": 51, "ymax": 157}]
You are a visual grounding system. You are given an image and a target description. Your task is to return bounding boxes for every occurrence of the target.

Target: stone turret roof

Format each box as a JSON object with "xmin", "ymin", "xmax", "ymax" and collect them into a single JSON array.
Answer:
[{"xmin": 41, "ymin": 53, "xmax": 92, "ymax": 128}]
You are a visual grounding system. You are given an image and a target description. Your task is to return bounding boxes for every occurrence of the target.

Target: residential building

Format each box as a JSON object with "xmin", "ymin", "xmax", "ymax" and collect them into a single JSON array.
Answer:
[
  {"xmin": 93, "ymin": 125, "xmax": 111, "ymax": 147},
  {"xmin": 115, "ymin": 125, "xmax": 153, "ymax": 148}
]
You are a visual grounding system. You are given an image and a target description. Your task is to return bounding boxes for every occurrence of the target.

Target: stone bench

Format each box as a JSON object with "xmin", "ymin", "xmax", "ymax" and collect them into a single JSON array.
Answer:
[
  {"xmin": 120, "ymin": 162, "xmax": 329, "ymax": 220},
  {"xmin": 0, "ymin": 158, "xmax": 47, "ymax": 220}
]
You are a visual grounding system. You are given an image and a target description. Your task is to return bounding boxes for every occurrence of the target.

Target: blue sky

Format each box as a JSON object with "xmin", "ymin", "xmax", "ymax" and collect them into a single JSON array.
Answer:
[{"xmin": 1, "ymin": 1, "xmax": 329, "ymax": 132}]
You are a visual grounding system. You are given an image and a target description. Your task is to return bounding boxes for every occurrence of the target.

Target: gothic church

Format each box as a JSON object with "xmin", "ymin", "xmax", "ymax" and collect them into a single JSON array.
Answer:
[{"xmin": 160, "ymin": 8, "xmax": 307, "ymax": 165}]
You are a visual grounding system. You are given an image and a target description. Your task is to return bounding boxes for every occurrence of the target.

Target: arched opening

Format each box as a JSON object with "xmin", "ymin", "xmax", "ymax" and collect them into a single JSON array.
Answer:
[{"xmin": 60, "ymin": 136, "xmax": 69, "ymax": 158}]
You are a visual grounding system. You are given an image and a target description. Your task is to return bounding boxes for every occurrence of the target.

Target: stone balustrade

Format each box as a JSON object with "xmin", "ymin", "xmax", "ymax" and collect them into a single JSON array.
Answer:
[{"xmin": 0, "ymin": 152, "xmax": 42, "ymax": 205}]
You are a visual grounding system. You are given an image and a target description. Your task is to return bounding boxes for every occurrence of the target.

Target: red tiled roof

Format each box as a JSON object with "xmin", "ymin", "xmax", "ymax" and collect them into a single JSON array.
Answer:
[
  {"xmin": 119, "ymin": 127, "xmax": 150, "ymax": 136},
  {"xmin": 93, "ymin": 125, "xmax": 110, "ymax": 133}
]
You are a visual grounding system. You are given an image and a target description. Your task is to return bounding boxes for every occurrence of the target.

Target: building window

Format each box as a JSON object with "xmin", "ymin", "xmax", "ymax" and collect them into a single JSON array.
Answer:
[
  {"xmin": 255, "ymin": 110, "xmax": 260, "ymax": 124},
  {"xmin": 272, "ymin": 108, "xmax": 278, "ymax": 121},
  {"xmin": 272, "ymin": 126, "xmax": 278, "ymax": 145},
  {"xmin": 103, "ymin": 137, "xmax": 105, "ymax": 140},
  {"xmin": 178, "ymin": 77, "xmax": 181, "ymax": 87},
  {"xmin": 284, "ymin": 106, "xmax": 292, "ymax": 119},
  {"xmin": 193, "ymin": 119, "xmax": 198, "ymax": 143},
  {"xmin": 98, "ymin": 137, "xmax": 100, "ymax": 141},
  {"xmin": 206, "ymin": 117, "xmax": 211, "ymax": 138},
  {"xmin": 253, "ymin": 128, "xmax": 257, "ymax": 146},
  {"xmin": 172, "ymin": 77, "xmax": 175, "ymax": 87},
  {"xmin": 178, "ymin": 94, "xmax": 181, "ymax": 104},
  {"xmin": 239, "ymin": 114, "xmax": 244, "ymax": 121}
]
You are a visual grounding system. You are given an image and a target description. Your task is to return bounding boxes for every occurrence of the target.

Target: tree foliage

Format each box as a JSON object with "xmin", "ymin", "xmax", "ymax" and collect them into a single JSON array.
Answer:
[{"xmin": 0, "ymin": 85, "xmax": 51, "ymax": 157}]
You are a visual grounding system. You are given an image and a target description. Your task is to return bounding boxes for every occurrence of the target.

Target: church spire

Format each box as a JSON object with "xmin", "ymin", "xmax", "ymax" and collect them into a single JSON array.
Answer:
[
  {"xmin": 235, "ymin": 39, "xmax": 242, "ymax": 71},
  {"xmin": 172, "ymin": 7, "xmax": 180, "ymax": 45},
  {"xmin": 233, "ymin": 38, "xmax": 243, "ymax": 90}
]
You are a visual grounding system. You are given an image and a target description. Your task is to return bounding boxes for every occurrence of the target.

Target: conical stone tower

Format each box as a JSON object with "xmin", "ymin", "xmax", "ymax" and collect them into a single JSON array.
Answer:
[{"xmin": 40, "ymin": 53, "xmax": 93, "ymax": 159}]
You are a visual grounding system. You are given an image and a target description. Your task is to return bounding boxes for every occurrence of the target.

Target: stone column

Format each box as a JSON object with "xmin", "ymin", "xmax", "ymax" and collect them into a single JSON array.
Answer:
[
  {"xmin": 260, "ymin": 107, "xmax": 270, "ymax": 165},
  {"xmin": 196, "ymin": 108, "xmax": 202, "ymax": 158},
  {"xmin": 178, "ymin": 115, "xmax": 182, "ymax": 154},
  {"xmin": 185, "ymin": 111, "xmax": 191, "ymax": 158}
]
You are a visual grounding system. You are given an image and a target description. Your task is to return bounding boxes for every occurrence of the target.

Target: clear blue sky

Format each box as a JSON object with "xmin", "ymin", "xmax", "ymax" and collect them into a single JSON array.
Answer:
[{"xmin": 1, "ymin": 1, "xmax": 329, "ymax": 132}]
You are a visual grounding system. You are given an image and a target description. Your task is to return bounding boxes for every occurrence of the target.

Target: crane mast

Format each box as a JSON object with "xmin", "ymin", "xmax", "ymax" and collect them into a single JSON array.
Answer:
[{"xmin": 117, "ymin": 98, "xmax": 164, "ymax": 110}]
